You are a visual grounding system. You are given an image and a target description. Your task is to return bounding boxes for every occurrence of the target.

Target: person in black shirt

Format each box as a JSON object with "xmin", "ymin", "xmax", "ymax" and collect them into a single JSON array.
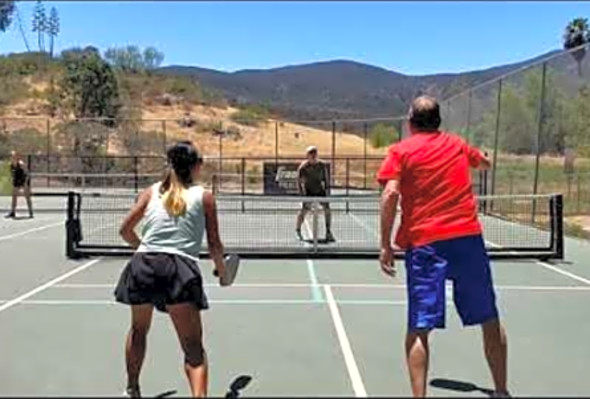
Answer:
[
  {"xmin": 295, "ymin": 146, "xmax": 334, "ymax": 242},
  {"xmin": 5, "ymin": 151, "xmax": 33, "ymax": 219}
]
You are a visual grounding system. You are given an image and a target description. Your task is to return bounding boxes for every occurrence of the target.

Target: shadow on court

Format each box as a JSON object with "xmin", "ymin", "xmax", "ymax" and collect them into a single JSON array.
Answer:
[
  {"xmin": 430, "ymin": 378, "xmax": 494, "ymax": 397},
  {"xmin": 154, "ymin": 389, "xmax": 177, "ymax": 398},
  {"xmin": 225, "ymin": 375, "xmax": 253, "ymax": 398}
]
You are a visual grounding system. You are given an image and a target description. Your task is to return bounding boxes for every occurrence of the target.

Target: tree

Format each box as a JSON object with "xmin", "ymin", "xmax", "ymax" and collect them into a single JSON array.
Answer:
[
  {"xmin": 47, "ymin": 6, "xmax": 59, "ymax": 57},
  {"xmin": 563, "ymin": 86, "xmax": 590, "ymax": 157},
  {"xmin": 59, "ymin": 47, "xmax": 120, "ymax": 122},
  {"xmin": 31, "ymin": 0, "xmax": 47, "ymax": 52},
  {"xmin": 104, "ymin": 45, "xmax": 143, "ymax": 72},
  {"xmin": 104, "ymin": 45, "xmax": 165, "ymax": 72},
  {"xmin": 563, "ymin": 18, "xmax": 590, "ymax": 76},
  {"xmin": 142, "ymin": 46, "xmax": 164, "ymax": 70},
  {"xmin": 0, "ymin": 0, "xmax": 15, "ymax": 32}
]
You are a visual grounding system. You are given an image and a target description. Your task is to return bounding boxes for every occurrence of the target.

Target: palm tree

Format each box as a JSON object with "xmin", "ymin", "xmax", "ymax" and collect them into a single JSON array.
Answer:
[{"xmin": 563, "ymin": 18, "xmax": 590, "ymax": 77}]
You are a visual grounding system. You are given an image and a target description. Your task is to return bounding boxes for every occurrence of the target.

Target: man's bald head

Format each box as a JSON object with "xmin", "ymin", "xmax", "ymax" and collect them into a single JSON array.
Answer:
[{"xmin": 408, "ymin": 95, "xmax": 441, "ymax": 132}]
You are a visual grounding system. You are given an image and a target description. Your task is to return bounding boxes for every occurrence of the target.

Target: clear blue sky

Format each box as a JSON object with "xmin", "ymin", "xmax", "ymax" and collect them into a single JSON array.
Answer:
[{"xmin": 1, "ymin": 1, "xmax": 588, "ymax": 75}]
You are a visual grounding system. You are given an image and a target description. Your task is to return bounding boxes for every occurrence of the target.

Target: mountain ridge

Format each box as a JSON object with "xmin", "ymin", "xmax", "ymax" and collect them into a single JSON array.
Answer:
[{"xmin": 158, "ymin": 48, "xmax": 564, "ymax": 120}]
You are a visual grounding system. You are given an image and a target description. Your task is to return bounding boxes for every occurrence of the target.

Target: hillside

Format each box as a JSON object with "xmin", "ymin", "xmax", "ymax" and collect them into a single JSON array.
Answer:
[
  {"xmin": 158, "ymin": 49, "xmax": 563, "ymax": 121},
  {"xmin": 0, "ymin": 67, "xmax": 386, "ymax": 161}
]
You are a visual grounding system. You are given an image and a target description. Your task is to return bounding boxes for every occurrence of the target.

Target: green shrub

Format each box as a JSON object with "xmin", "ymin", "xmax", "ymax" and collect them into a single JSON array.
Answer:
[
  {"xmin": 369, "ymin": 123, "xmax": 398, "ymax": 148},
  {"xmin": 230, "ymin": 107, "xmax": 266, "ymax": 127}
]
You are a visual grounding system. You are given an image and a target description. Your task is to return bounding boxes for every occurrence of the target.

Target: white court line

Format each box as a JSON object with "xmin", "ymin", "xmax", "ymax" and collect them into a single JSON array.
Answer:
[
  {"xmin": 349, "ymin": 213, "xmax": 378, "ymax": 240},
  {"xmin": 303, "ymin": 219, "xmax": 322, "ymax": 302},
  {"xmin": 0, "ymin": 221, "xmax": 63, "ymax": 242},
  {"xmin": 0, "ymin": 299, "xmax": 316, "ymax": 305},
  {"xmin": 52, "ymin": 282, "xmax": 590, "ymax": 291},
  {"xmin": 324, "ymin": 285, "xmax": 367, "ymax": 398},
  {"xmin": 0, "ymin": 258, "xmax": 102, "ymax": 313},
  {"xmin": 536, "ymin": 261, "xmax": 590, "ymax": 286},
  {"xmin": 490, "ymin": 237, "xmax": 590, "ymax": 286}
]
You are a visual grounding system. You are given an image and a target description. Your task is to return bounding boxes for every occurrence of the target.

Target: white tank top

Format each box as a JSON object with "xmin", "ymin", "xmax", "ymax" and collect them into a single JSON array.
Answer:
[{"xmin": 137, "ymin": 182, "xmax": 206, "ymax": 261}]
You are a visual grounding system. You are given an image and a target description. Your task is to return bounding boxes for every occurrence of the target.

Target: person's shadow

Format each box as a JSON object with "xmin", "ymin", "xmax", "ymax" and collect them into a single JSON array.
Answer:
[
  {"xmin": 154, "ymin": 390, "xmax": 177, "ymax": 398},
  {"xmin": 430, "ymin": 378, "xmax": 495, "ymax": 397},
  {"xmin": 225, "ymin": 375, "xmax": 253, "ymax": 398}
]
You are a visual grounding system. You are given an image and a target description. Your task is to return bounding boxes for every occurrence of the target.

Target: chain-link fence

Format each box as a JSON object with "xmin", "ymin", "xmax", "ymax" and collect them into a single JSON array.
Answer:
[
  {"xmin": 0, "ymin": 113, "xmax": 407, "ymax": 196},
  {"xmin": 440, "ymin": 44, "xmax": 590, "ymax": 218},
  {"xmin": 0, "ymin": 116, "xmax": 404, "ymax": 159}
]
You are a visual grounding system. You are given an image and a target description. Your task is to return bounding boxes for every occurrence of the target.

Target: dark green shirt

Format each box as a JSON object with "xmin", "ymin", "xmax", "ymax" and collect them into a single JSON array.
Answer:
[{"xmin": 298, "ymin": 160, "xmax": 328, "ymax": 195}]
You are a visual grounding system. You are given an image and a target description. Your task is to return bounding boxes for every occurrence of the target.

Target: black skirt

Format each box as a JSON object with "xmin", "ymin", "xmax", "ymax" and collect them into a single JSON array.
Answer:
[{"xmin": 114, "ymin": 252, "xmax": 209, "ymax": 312}]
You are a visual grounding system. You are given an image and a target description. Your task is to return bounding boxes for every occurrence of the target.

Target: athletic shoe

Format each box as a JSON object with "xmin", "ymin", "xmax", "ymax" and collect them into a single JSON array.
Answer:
[
  {"xmin": 491, "ymin": 391, "xmax": 511, "ymax": 398},
  {"xmin": 296, "ymin": 229, "xmax": 304, "ymax": 241},
  {"xmin": 325, "ymin": 231, "xmax": 336, "ymax": 242},
  {"xmin": 123, "ymin": 386, "xmax": 141, "ymax": 398}
]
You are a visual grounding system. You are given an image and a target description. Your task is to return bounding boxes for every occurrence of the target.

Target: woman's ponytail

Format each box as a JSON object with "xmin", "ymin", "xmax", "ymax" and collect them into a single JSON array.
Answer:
[{"xmin": 161, "ymin": 169, "xmax": 187, "ymax": 217}]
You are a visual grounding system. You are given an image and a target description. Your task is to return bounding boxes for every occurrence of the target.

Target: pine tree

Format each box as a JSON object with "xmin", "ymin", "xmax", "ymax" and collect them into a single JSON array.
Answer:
[
  {"xmin": 47, "ymin": 7, "xmax": 59, "ymax": 57},
  {"xmin": 32, "ymin": 0, "xmax": 47, "ymax": 52}
]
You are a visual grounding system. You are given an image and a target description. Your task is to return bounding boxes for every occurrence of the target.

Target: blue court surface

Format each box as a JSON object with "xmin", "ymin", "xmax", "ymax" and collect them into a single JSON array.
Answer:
[{"xmin": 0, "ymin": 206, "xmax": 589, "ymax": 396}]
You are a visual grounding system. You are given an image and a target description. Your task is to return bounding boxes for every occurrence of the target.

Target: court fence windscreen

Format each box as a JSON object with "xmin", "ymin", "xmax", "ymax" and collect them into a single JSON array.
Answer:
[{"xmin": 65, "ymin": 192, "xmax": 564, "ymax": 260}]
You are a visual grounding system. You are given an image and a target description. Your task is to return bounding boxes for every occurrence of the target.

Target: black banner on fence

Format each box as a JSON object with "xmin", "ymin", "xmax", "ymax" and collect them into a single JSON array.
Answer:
[{"xmin": 263, "ymin": 162, "xmax": 331, "ymax": 195}]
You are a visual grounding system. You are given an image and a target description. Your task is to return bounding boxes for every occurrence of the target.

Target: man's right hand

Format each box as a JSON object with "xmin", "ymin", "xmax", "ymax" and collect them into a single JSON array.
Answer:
[{"xmin": 379, "ymin": 247, "xmax": 396, "ymax": 277}]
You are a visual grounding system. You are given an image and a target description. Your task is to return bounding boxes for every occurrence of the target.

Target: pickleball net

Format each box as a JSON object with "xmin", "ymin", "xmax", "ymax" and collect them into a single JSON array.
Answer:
[{"xmin": 65, "ymin": 192, "xmax": 564, "ymax": 260}]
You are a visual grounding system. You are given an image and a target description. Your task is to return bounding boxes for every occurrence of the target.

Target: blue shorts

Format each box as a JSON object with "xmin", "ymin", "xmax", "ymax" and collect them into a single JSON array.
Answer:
[{"xmin": 405, "ymin": 234, "xmax": 498, "ymax": 331}]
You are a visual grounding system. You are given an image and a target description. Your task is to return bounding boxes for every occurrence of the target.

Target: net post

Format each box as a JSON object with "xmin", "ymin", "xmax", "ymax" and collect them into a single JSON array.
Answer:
[
  {"xmin": 66, "ymin": 191, "xmax": 78, "ymax": 259},
  {"xmin": 312, "ymin": 201, "xmax": 319, "ymax": 253},
  {"xmin": 550, "ymin": 194, "xmax": 564, "ymax": 260}
]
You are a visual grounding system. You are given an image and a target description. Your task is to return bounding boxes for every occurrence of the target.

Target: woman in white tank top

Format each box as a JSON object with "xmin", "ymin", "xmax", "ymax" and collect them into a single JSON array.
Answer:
[{"xmin": 115, "ymin": 141, "xmax": 227, "ymax": 398}]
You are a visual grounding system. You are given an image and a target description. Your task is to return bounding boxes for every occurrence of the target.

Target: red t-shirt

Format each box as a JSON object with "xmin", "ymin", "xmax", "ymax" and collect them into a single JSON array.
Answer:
[{"xmin": 377, "ymin": 131, "xmax": 485, "ymax": 249}]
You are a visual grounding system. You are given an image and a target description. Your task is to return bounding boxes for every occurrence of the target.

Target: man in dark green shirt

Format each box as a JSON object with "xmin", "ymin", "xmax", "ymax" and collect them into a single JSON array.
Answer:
[
  {"xmin": 295, "ymin": 146, "xmax": 334, "ymax": 242},
  {"xmin": 5, "ymin": 150, "xmax": 34, "ymax": 219}
]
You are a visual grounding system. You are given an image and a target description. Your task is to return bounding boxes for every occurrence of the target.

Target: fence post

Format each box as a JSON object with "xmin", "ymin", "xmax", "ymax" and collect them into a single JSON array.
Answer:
[
  {"xmin": 162, "ymin": 120, "xmax": 167, "ymax": 152},
  {"xmin": 363, "ymin": 122, "xmax": 368, "ymax": 189},
  {"xmin": 532, "ymin": 62, "xmax": 548, "ymax": 223},
  {"xmin": 275, "ymin": 121, "xmax": 279, "ymax": 161},
  {"xmin": 490, "ymin": 78, "xmax": 503, "ymax": 200},
  {"xmin": 46, "ymin": 118, "xmax": 51, "ymax": 156},
  {"xmin": 577, "ymin": 174, "xmax": 581, "ymax": 214},
  {"xmin": 466, "ymin": 91, "xmax": 473, "ymax": 142},
  {"xmin": 133, "ymin": 156, "xmax": 139, "ymax": 193},
  {"xmin": 331, "ymin": 121, "xmax": 336, "ymax": 187},
  {"xmin": 241, "ymin": 157, "xmax": 246, "ymax": 213},
  {"xmin": 218, "ymin": 125, "xmax": 223, "ymax": 188},
  {"xmin": 346, "ymin": 158, "xmax": 350, "ymax": 213}
]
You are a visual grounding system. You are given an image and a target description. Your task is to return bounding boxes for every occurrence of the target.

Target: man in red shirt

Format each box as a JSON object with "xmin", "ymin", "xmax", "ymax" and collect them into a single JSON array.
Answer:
[{"xmin": 378, "ymin": 96, "xmax": 509, "ymax": 398}]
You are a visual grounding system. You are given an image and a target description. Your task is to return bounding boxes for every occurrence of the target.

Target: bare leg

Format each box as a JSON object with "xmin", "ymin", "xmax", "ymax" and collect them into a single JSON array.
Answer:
[
  {"xmin": 10, "ymin": 187, "xmax": 18, "ymax": 215},
  {"xmin": 323, "ymin": 206, "xmax": 333, "ymax": 237},
  {"xmin": 482, "ymin": 319, "xmax": 508, "ymax": 395},
  {"xmin": 167, "ymin": 304, "xmax": 208, "ymax": 398},
  {"xmin": 24, "ymin": 184, "xmax": 33, "ymax": 217},
  {"xmin": 125, "ymin": 304, "xmax": 153, "ymax": 396},
  {"xmin": 296, "ymin": 208, "xmax": 308, "ymax": 237},
  {"xmin": 405, "ymin": 330, "xmax": 431, "ymax": 398}
]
